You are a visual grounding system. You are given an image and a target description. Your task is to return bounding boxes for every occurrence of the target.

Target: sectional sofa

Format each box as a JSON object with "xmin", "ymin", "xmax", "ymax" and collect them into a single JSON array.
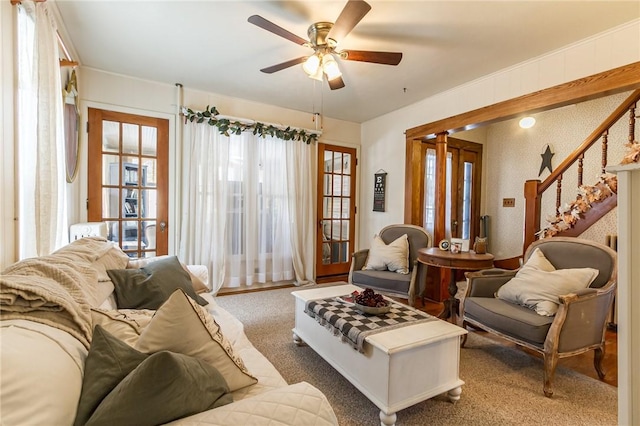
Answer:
[{"xmin": 0, "ymin": 237, "xmax": 338, "ymax": 425}]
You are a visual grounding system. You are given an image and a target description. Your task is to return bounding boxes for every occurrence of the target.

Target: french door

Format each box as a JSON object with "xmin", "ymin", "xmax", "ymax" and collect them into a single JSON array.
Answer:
[
  {"xmin": 316, "ymin": 143, "xmax": 357, "ymax": 278},
  {"xmin": 87, "ymin": 108, "xmax": 169, "ymax": 258}
]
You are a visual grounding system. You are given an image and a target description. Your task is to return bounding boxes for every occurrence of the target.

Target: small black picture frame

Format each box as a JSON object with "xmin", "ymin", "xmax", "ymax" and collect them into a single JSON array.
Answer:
[{"xmin": 373, "ymin": 170, "xmax": 387, "ymax": 212}]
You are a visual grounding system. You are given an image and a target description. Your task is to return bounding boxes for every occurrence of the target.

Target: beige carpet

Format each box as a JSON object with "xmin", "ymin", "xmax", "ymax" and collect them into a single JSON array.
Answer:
[{"xmin": 216, "ymin": 284, "xmax": 617, "ymax": 426}]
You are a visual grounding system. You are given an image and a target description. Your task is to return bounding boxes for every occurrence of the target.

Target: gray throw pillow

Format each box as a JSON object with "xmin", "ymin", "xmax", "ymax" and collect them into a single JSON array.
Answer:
[
  {"xmin": 107, "ymin": 255, "xmax": 208, "ymax": 309},
  {"xmin": 74, "ymin": 325, "xmax": 149, "ymax": 426},
  {"xmin": 85, "ymin": 351, "xmax": 233, "ymax": 426}
]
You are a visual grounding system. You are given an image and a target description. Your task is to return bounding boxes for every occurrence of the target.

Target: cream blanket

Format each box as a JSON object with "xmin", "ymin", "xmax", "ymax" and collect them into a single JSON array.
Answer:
[{"xmin": 0, "ymin": 237, "xmax": 118, "ymax": 349}]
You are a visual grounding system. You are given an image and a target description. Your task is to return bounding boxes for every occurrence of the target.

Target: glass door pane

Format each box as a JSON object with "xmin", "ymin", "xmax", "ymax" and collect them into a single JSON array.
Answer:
[
  {"xmin": 423, "ymin": 148, "xmax": 436, "ymax": 235},
  {"xmin": 461, "ymin": 162, "xmax": 473, "ymax": 240}
]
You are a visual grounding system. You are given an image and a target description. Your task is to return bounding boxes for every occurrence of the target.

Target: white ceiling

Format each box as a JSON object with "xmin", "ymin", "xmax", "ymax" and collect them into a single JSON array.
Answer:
[{"xmin": 54, "ymin": 1, "xmax": 640, "ymax": 123}]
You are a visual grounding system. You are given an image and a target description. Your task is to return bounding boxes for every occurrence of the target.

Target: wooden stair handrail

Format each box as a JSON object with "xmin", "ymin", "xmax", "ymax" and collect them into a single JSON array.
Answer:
[{"xmin": 539, "ymin": 89, "xmax": 640, "ymax": 193}]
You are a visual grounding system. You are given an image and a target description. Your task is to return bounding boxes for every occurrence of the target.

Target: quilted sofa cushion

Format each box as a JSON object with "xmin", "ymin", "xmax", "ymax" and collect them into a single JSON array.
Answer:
[
  {"xmin": 464, "ymin": 297, "xmax": 554, "ymax": 345},
  {"xmin": 166, "ymin": 382, "xmax": 338, "ymax": 426}
]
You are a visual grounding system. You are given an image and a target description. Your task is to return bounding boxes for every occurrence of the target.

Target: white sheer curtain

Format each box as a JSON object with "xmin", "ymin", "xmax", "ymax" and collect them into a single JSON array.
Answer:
[
  {"xmin": 227, "ymin": 132, "xmax": 295, "ymax": 286},
  {"xmin": 285, "ymin": 139, "xmax": 315, "ymax": 285},
  {"xmin": 16, "ymin": 1, "xmax": 68, "ymax": 258},
  {"xmin": 178, "ymin": 123, "xmax": 230, "ymax": 291},
  {"xmin": 179, "ymin": 121, "xmax": 314, "ymax": 293}
]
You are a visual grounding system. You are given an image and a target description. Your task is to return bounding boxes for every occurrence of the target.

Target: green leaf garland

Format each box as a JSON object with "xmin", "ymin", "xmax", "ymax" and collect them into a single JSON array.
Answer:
[{"xmin": 182, "ymin": 106, "xmax": 319, "ymax": 144}]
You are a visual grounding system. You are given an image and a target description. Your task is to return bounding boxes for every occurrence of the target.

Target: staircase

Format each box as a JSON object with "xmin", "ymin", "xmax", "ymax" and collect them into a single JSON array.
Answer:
[{"xmin": 523, "ymin": 89, "xmax": 640, "ymax": 251}]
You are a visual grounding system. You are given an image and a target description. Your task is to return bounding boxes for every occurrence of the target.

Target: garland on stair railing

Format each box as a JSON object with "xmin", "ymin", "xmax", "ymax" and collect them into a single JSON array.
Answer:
[
  {"xmin": 537, "ymin": 173, "xmax": 618, "ymax": 239},
  {"xmin": 181, "ymin": 106, "xmax": 320, "ymax": 144}
]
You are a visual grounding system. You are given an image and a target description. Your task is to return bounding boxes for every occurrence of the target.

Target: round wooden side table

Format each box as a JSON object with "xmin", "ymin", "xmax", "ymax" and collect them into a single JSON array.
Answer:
[{"xmin": 418, "ymin": 247, "xmax": 494, "ymax": 323}]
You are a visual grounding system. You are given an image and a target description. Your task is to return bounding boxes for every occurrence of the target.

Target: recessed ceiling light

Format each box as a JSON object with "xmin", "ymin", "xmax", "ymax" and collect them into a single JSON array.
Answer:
[{"xmin": 519, "ymin": 117, "xmax": 536, "ymax": 129}]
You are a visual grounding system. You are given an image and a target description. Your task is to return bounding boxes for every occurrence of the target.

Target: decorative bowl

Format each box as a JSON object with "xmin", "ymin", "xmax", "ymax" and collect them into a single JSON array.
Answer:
[{"xmin": 353, "ymin": 302, "xmax": 391, "ymax": 315}]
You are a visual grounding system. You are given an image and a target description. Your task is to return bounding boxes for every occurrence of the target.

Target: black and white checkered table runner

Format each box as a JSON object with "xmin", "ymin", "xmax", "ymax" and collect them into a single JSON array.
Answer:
[{"xmin": 304, "ymin": 296, "xmax": 436, "ymax": 353}]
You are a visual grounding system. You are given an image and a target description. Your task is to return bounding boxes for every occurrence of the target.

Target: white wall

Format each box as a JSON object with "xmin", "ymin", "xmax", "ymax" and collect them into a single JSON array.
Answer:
[{"xmin": 359, "ymin": 19, "xmax": 640, "ymax": 254}]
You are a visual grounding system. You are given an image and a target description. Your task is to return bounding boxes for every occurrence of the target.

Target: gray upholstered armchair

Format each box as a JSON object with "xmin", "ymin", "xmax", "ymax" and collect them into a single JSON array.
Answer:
[
  {"xmin": 460, "ymin": 237, "xmax": 617, "ymax": 397},
  {"xmin": 348, "ymin": 224, "xmax": 432, "ymax": 306}
]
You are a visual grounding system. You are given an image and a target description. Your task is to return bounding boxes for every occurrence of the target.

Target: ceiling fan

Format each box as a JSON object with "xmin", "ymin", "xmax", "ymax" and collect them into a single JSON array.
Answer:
[{"xmin": 248, "ymin": 0, "xmax": 403, "ymax": 90}]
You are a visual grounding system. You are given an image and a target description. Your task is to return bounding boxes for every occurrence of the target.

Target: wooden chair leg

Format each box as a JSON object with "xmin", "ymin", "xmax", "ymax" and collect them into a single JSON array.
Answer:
[
  {"xmin": 408, "ymin": 293, "xmax": 416, "ymax": 307},
  {"xmin": 459, "ymin": 321, "xmax": 468, "ymax": 347},
  {"xmin": 594, "ymin": 346, "xmax": 606, "ymax": 379},
  {"xmin": 543, "ymin": 352, "xmax": 559, "ymax": 398}
]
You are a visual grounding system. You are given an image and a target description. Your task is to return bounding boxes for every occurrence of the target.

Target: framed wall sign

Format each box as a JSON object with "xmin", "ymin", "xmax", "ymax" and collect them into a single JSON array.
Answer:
[{"xmin": 373, "ymin": 170, "xmax": 387, "ymax": 212}]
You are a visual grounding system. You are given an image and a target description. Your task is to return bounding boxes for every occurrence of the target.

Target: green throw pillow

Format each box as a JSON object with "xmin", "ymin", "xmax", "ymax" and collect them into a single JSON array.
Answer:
[
  {"xmin": 85, "ymin": 351, "xmax": 233, "ymax": 426},
  {"xmin": 107, "ymin": 255, "xmax": 208, "ymax": 309},
  {"xmin": 74, "ymin": 325, "xmax": 149, "ymax": 426}
]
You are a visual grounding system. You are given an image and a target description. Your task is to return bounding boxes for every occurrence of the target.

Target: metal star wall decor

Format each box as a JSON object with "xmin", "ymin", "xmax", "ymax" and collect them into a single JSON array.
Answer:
[{"xmin": 539, "ymin": 144, "xmax": 554, "ymax": 176}]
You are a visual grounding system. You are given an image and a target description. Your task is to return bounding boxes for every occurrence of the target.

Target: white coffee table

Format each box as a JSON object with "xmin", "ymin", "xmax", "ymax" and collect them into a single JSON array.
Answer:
[{"xmin": 292, "ymin": 284, "xmax": 467, "ymax": 426}]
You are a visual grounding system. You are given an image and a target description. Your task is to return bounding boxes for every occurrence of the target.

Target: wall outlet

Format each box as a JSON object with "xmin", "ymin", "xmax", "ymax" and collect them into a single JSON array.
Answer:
[{"xmin": 503, "ymin": 198, "xmax": 516, "ymax": 207}]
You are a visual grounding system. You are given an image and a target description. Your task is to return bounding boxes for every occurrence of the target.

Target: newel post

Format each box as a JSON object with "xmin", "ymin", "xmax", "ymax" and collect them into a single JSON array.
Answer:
[{"xmin": 524, "ymin": 179, "xmax": 542, "ymax": 251}]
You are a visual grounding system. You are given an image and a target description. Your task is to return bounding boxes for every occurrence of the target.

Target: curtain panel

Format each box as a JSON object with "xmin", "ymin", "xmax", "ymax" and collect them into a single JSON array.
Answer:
[
  {"xmin": 179, "ymin": 121, "xmax": 315, "ymax": 293},
  {"xmin": 16, "ymin": 1, "xmax": 68, "ymax": 258}
]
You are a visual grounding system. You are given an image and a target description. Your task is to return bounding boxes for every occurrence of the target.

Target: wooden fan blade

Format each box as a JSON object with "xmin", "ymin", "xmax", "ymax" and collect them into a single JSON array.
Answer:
[
  {"xmin": 327, "ymin": 0, "xmax": 371, "ymax": 43},
  {"xmin": 260, "ymin": 57, "xmax": 307, "ymax": 74},
  {"xmin": 341, "ymin": 50, "xmax": 402, "ymax": 65},
  {"xmin": 248, "ymin": 15, "xmax": 307, "ymax": 46},
  {"xmin": 328, "ymin": 76, "xmax": 346, "ymax": 90}
]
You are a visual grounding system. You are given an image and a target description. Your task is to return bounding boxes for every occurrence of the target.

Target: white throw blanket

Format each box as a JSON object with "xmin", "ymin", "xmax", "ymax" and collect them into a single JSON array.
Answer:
[{"xmin": 0, "ymin": 237, "xmax": 116, "ymax": 349}]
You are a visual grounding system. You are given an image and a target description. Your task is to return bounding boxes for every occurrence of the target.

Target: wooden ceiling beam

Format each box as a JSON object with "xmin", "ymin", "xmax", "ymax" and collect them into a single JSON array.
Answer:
[{"xmin": 406, "ymin": 61, "xmax": 640, "ymax": 141}]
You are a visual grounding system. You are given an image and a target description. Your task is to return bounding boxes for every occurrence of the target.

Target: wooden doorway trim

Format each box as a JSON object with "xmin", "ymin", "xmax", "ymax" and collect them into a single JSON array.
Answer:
[{"xmin": 405, "ymin": 61, "xmax": 640, "ymax": 226}]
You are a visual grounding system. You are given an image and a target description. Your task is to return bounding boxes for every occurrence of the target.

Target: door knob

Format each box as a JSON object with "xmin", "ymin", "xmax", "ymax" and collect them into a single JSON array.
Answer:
[{"xmin": 160, "ymin": 221, "xmax": 166, "ymax": 232}]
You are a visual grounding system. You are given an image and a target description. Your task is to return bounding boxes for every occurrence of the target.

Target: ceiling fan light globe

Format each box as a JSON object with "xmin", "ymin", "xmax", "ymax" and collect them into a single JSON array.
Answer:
[
  {"xmin": 303, "ymin": 54, "xmax": 321, "ymax": 75},
  {"xmin": 325, "ymin": 68, "xmax": 342, "ymax": 81},
  {"xmin": 309, "ymin": 66, "xmax": 324, "ymax": 81},
  {"xmin": 322, "ymin": 54, "xmax": 342, "ymax": 81}
]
